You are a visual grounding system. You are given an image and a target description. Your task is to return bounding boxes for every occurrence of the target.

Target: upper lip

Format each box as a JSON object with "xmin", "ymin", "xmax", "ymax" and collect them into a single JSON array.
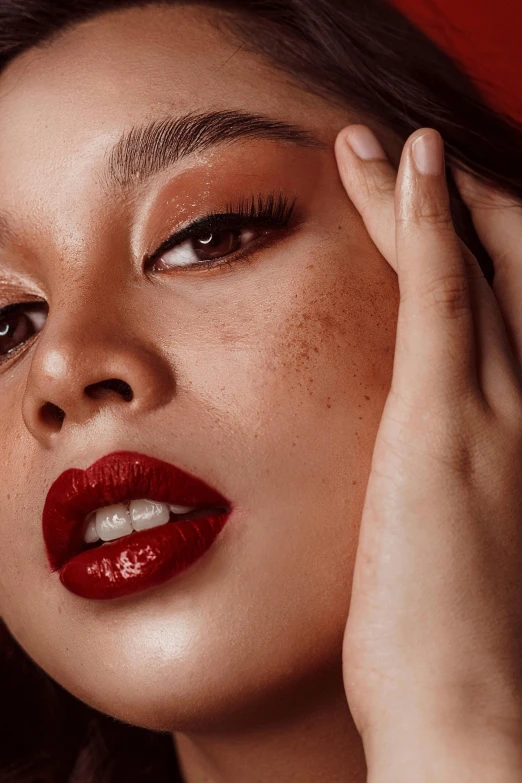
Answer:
[{"xmin": 42, "ymin": 451, "xmax": 231, "ymax": 571}]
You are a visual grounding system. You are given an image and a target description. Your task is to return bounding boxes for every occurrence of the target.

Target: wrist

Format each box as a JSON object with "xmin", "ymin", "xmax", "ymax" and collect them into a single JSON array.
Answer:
[{"xmin": 363, "ymin": 702, "xmax": 522, "ymax": 783}]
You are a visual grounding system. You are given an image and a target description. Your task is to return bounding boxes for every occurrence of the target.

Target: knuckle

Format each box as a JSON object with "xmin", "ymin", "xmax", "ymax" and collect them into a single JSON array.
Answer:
[
  {"xmin": 399, "ymin": 188, "xmax": 455, "ymax": 231},
  {"xmin": 372, "ymin": 173, "xmax": 396, "ymax": 200},
  {"xmin": 432, "ymin": 439, "xmax": 474, "ymax": 477},
  {"xmin": 419, "ymin": 273, "xmax": 470, "ymax": 319},
  {"xmin": 358, "ymin": 172, "xmax": 395, "ymax": 216},
  {"xmin": 385, "ymin": 390, "xmax": 478, "ymax": 475},
  {"xmin": 417, "ymin": 210, "xmax": 453, "ymax": 230}
]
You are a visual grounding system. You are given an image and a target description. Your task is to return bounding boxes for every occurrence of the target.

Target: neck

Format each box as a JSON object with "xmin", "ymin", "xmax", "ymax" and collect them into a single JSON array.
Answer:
[{"xmin": 172, "ymin": 670, "xmax": 367, "ymax": 783}]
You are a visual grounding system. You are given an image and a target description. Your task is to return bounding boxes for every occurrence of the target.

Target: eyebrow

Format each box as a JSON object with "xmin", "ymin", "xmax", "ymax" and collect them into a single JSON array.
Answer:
[
  {"xmin": 0, "ymin": 110, "xmax": 324, "ymax": 250},
  {"xmin": 103, "ymin": 109, "xmax": 324, "ymax": 192},
  {"xmin": 0, "ymin": 212, "xmax": 16, "ymax": 250}
]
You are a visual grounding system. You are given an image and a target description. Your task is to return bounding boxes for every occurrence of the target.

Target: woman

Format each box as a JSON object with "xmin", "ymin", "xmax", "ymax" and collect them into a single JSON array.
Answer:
[{"xmin": 1, "ymin": 0, "xmax": 521, "ymax": 780}]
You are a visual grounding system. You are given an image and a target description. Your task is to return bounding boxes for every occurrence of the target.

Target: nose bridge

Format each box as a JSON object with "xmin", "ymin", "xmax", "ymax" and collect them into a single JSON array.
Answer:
[
  {"xmin": 42, "ymin": 269, "xmax": 134, "ymax": 362},
  {"xmin": 21, "ymin": 281, "xmax": 176, "ymax": 440}
]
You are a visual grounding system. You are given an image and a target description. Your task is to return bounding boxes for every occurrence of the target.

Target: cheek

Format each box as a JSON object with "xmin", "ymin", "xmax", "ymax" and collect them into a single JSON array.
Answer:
[
  {"xmin": 0, "ymin": 410, "xmax": 33, "ymax": 609},
  {"xmin": 251, "ymin": 238, "xmax": 399, "ymax": 534},
  {"xmin": 274, "ymin": 250, "xmax": 397, "ymax": 404},
  {"xmin": 251, "ymin": 238, "xmax": 400, "ymax": 479}
]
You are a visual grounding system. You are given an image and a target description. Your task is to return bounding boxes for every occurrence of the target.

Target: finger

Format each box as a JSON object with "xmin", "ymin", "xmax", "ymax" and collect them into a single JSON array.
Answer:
[
  {"xmin": 335, "ymin": 125, "xmax": 398, "ymax": 272},
  {"xmin": 452, "ymin": 166, "xmax": 522, "ymax": 366},
  {"xmin": 393, "ymin": 129, "xmax": 482, "ymax": 399},
  {"xmin": 459, "ymin": 238, "xmax": 522, "ymax": 410},
  {"xmin": 336, "ymin": 126, "xmax": 518, "ymax": 407}
]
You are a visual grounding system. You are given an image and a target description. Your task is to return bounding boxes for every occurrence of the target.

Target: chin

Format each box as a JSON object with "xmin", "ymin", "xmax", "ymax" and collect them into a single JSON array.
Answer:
[{"xmin": 52, "ymin": 610, "xmax": 345, "ymax": 734}]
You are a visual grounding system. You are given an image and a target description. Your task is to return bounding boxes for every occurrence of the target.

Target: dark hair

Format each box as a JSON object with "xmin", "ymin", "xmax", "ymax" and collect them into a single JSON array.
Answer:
[{"xmin": 1, "ymin": 1, "xmax": 521, "ymax": 780}]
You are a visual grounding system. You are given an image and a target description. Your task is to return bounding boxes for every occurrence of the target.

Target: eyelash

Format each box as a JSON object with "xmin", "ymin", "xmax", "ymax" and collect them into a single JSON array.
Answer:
[
  {"xmin": 144, "ymin": 192, "xmax": 299, "ymax": 273},
  {"xmin": 0, "ymin": 193, "xmax": 298, "ymax": 366}
]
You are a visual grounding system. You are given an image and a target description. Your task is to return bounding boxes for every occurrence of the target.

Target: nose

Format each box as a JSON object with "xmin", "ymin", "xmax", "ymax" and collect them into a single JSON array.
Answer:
[{"xmin": 21, "ymin": 305, "xmax": 175, "ymax": 445}]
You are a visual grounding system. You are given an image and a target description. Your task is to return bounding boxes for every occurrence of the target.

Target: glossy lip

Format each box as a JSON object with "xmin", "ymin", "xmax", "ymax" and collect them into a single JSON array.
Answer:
[{"xmin": 42, "ymin": 451, "xmax": 232, "ymax": 600}]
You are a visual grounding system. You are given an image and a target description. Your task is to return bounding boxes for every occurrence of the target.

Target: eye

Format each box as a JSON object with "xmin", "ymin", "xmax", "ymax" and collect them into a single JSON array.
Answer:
[
  {"xmin": 0, "ymin": 303, "xmax": 48, "ymax": 361},
  {"xmin": 154, "ymin": 226, "xmax": 259, "ymax": 271},
  {"xmin": 145, "ymin": 194, "xmax": 299, "ymax": 274}
]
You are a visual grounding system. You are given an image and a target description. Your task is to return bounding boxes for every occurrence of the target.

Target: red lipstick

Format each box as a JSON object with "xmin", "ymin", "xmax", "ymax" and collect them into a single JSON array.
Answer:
[{"xmin": 42, "ymin": 451, "xmax": 232, "ymax": 600}]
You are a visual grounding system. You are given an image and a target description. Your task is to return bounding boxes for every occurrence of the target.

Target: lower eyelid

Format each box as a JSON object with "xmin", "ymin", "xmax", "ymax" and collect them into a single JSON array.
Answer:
[{"xmin": 0, "ymin": 332, "xmax": 39, "ymax": 367}]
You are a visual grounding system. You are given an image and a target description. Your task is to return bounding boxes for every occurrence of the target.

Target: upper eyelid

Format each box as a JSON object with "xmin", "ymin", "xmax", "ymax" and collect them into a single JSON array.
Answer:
[
  {"xmin": 146, "ymin": 213, "xmax": 248, "ymax": 265},
  {"xmin": 145, "ymin": 199, "xmax": 298, "ymax": 267},
  {"xmin": 0, "ymin": 300, "xmax": 47, "ymax": 318}
]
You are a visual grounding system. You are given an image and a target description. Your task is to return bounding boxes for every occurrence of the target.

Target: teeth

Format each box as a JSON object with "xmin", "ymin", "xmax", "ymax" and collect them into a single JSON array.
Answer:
[
  {"xmin": 95, "ymin": 503, "xmax": 133, "ymax": 542},
  {"xmin": 83, "ymin": 513, "xmax": 100, "ymax": 544},
  {"xmin": 168, "ymin": 503, "xmax": 195, "ymax": 515},
  {"xmin": 130, "ymin": 499, "xmax": 170, "ymax": 531},
  {"xmin": 82, "ymin": 499, "xmax": 198, "ymax": 543}
]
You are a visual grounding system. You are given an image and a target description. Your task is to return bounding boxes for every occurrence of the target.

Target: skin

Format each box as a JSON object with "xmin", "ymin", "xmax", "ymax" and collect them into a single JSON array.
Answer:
[
  {"xmin": 336, "ymin": 128, "xmax": 522, "ymax": 780},
  {"xmin": 0, "ymin": 4, "xmax": 404, "ymax": 781},
  {"xmin": 3, "ymin": 4, "xmax": 521, "ymax": 782}
]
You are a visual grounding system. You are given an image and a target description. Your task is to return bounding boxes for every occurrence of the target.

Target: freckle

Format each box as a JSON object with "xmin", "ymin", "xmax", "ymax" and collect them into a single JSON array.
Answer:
[
  {"xmin": 7, "ymin": 494, "xmax": 10, "ymax": 500},
  {"xmin": 364, "ymin": 395, "xmax": 370, "ymax": 401},
  {"xmin": 359, "ymin": 416, "xmax": 363, "ymax": 420},
  {"xmin": 352, "ymin": 481, "xmax": 357, "ymax": 485}
]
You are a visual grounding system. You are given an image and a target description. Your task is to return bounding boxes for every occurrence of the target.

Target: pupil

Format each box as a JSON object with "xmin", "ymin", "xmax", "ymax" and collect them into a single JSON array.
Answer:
[{"xmin": 194, "ymin": 230, "xmax": 241, "ymax": 260}]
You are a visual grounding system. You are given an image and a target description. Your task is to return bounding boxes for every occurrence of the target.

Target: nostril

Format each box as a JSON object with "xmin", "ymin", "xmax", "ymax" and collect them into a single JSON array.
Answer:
[
  {"xmin": 40, "ymin": 402, "xmax": 66, "ymax": 430},
  {"xmin": 85, "ymin": 378, "xmax": 134, "ymax": 402}
]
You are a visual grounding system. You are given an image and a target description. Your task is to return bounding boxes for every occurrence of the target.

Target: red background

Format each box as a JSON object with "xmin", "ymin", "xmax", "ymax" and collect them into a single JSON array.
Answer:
[{"xmin": 391, "ymin": 0, "xmax": 522, "ymax": 123}]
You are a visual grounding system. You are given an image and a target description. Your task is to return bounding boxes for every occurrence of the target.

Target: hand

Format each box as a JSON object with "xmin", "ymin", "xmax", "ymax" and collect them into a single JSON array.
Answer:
[{"xmin": 335, "ymin": 125, "xmax": 522, "ymax": 779}]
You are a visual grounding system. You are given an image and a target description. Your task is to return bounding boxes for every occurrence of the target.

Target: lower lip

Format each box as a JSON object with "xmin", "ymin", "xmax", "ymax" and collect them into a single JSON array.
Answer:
[{"xmin": 59, "ymin": 511, "xmax": 231, "ymax": 600}]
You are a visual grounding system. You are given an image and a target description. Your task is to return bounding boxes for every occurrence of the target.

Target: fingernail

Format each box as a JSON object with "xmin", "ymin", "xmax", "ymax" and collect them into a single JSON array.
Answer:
[
  {"xmin": 345, "ymin": 126, "xmax": 387, "ymax": 161},
  {"xmin": 412, "ymin": 132, "xmax": 444, "ymax": 175}
]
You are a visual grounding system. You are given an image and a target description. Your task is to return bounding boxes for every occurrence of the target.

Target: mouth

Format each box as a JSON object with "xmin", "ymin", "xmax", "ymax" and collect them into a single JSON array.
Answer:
[{"xmin": 42, "ymin": 451, "xmax": 233, "ymax": 601}]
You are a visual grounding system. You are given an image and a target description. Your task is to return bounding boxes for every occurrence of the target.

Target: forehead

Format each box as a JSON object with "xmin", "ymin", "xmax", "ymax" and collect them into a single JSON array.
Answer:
[
  {"xmin": 0, "ymin": 5, "xmax": 344, "ymax": 170},
  {"xmin": 0, "ymin": 4, "xmax": 351, "ymax": 251}
]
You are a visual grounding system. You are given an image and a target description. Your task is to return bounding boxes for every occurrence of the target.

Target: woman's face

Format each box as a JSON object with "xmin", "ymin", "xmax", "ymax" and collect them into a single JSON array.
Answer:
[{"xmin": 0, "ymin": 4, "xmax": 400, "ymax": 731}]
